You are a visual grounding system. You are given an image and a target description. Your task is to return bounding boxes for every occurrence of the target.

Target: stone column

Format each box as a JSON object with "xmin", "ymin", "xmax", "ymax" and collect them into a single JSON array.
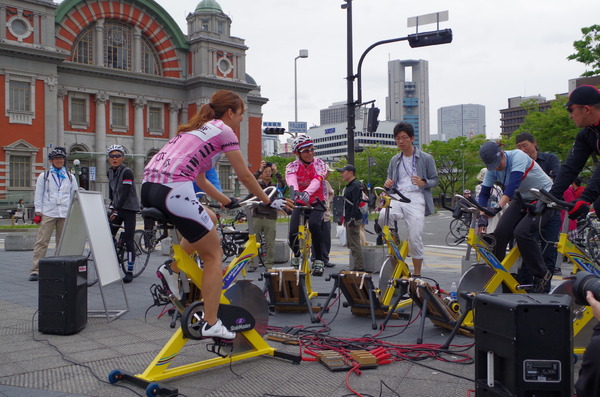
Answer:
[
  {"xmin": 95, "ymin": 92, "xmax": 109, "ymax": 196},
  {"xmin": 133, "ymin": 97, "xmax": 146, "ymax": 186},
  {"xmin": 133, "ymin": 26, "xmax": 142, "ymax": 73},
  {"xmin": 56, "ymin": 88, "xmax": 67, "ymax": 148},
  {"xmin": 95, "ymin": 19, "xmax": 104, "ymax": 67},
  {"xmin": 168, "ymin": 102, "xmax": 181, "ymax": 138}
]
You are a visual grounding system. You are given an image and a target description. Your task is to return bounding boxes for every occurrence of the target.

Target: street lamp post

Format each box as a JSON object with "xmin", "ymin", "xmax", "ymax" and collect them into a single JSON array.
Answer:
[
  {"xmin": 294, "ymin": 49, "xmax": 309, "ymax": 122},
  {"xmin": 354, "ymin": 145, "xmax": 373, "ymax": 190}
]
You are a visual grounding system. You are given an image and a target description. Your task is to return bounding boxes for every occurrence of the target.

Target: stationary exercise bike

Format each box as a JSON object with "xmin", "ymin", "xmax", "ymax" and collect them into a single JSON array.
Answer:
[
  {"xmin": 263, "ymin": 197, "xmax": 328, "ymax": 323},
  {"xmin": 108, "ymin": 187, "xmax": 299, "ymax": 397}
]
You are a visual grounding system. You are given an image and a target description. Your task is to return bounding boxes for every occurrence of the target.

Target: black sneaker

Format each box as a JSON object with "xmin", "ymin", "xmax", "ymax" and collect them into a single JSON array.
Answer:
[
  {"xmin": 312, "ymin": 260, "xmax": 325, "ymax": 277},
  {"xmin": 123, "ymin": 272, "xmax": 133, "ymax": 283},
  {"xmin": 28, "ymin": 274, "xmax": 39, "ymax": 281},
  {"xmin": 532, "ymin": 270, "xmax": 552, "ymax": 293},
  {"xmin": 324, "ymin": 262, "xmax": 335, "ymax": 268}
]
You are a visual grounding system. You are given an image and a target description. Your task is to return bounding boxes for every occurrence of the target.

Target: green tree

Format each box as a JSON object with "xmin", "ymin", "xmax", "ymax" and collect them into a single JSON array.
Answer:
[
  {"xmin": 567, "ymin": 25, "xmax": 600, "ymax": 77},
  {"xmin": 423, "ymin": 135, "xmax": 488, "ymax": 197},
  {"xmin": 512, "ymin": 96, "xmax": 579, "ymax": 161}
]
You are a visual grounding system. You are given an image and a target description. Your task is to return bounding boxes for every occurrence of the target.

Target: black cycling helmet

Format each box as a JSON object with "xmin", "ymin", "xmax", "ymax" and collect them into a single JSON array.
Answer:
[{"xmin": 48, "ymin": 147, "xmax": 67, "ymax": 160}]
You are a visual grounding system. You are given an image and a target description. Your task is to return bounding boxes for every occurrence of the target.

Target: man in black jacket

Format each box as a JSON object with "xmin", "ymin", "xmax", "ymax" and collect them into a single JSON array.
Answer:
[
  {"xmin": 515, "ymin": 131, "xmax": 562, "ymax": 278},
  {"xmin": 338, "ymin": 164, "xmax": 365, "ymax": 271},
  {"xmin": 550, "ymin": 85, "xmax": 600, "ymax": 220},
  {"xmin": 107, "ymin": 144, "xmax": 141, "ymax": 283}
]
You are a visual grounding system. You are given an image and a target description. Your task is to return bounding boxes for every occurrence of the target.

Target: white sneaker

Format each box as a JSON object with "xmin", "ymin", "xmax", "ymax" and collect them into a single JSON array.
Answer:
[
  {"xmin": 201, "ymin": 318, "xmax": 236, "ymax": 340},
  {"xmin": 158, "ymin": 263, "xmax": 181, "ymax": 300}
]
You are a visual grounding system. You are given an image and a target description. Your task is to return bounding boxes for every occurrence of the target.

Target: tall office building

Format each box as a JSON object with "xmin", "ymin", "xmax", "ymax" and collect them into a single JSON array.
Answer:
[
  {"xmin": 320, "ymin": 101, "xmax": 363, "ymax": 125},
  {"xmin": 437, "ymin": 104, "xmax": 486, "ymax": 141},
  {"xmin": 386, "ymin": 59, "xmax": 430, "ymax": 146}
]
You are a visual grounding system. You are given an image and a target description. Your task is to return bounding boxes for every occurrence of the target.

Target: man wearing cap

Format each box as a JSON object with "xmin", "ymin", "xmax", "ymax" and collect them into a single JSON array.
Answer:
[
  {"xmin": 515, "ymin": 132, "xmax": 562, "ymax": 276},
  {"xmin": 338, "ymin": 164, "xmax": 365, "ymax": 271},
  {"xmin": 379, "ymin": 122, "xmax": 438, "ymax": 277},
  {"xmin": 252, "ymin": 160, "xmax": 286, "ymax": 271},
  {"xmin": 478, "ymin": 141, "xmax": 554, "ymax": 292},
  {"xmin": 30, "ymin": 147, "xmax": 79, "ymax": 281},
  {"xmin": 549, "ymin": 85, "xmax": 600, "ymax": 221}
]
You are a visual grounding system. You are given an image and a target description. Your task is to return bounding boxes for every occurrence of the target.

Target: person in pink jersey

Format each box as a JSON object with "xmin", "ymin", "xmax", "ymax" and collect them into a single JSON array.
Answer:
[
  {"xmin": 285, "ymin": 134, "xmax": 328, "ymax": 276},
  {"xmin": 142, "ymin": 90, "xmax": 291, "ymax": 340}
]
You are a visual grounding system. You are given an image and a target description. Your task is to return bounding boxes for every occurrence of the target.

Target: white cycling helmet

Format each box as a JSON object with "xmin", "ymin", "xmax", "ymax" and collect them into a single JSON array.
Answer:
[
  {"xmin": 291, "ymin": 134, "xmax": 313, "ymax": 153},
  {"xmin": 107, "ymin": 144, "xmax": 125, "ymax": 156}
]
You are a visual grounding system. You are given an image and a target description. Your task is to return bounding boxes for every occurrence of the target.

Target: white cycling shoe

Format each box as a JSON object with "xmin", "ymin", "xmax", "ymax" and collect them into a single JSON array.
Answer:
[
  {"xmin": 200, "ymin": 318, "xmax": 236, "ymax": 340},
  {"xmin": 158, "ymin": 263, "xmax": 181, "ymax": 300}
]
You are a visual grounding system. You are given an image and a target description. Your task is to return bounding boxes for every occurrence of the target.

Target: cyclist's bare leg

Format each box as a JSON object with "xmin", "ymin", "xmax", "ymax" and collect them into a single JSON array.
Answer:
[
  {"xmin": 412, "ymin": 258, "xmax": 423, "ymax": 276},
  {"xmin": 181, "ymin": 229, "xmax": 223, "ymax": 325},
  {"xmin": 169, "ymin": 207, "xmax": 218, "ymax": 275}
]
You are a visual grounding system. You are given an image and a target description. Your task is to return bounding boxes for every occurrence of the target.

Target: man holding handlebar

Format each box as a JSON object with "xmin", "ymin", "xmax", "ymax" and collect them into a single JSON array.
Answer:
[
  {"xmin": 377, "ymin": 122, "xmax": 438, "ymax": 277},
  {"xmin": 549, "ymin": 85, "xmax": 600, "ymax": 221}
]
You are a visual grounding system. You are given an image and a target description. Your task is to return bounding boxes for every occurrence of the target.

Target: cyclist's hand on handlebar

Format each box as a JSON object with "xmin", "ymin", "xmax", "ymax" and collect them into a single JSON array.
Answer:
[
  {"xmin": 568, "ymin": 200, "xmax": 590, "ymax": 220},
  {"xmin": 224, "ymin": 196, "xmax": 240, "ymax": 209},
  {"xmin": 295, "ymin": 191, "xmax": 310, "ymax": 204},
  {"xmin": 269, "ymin": 197, "xmax": 293, "ymax": 212},
  {"xmin": 383, "ymin": 179, "xmax": 394, "ymax": 189}
]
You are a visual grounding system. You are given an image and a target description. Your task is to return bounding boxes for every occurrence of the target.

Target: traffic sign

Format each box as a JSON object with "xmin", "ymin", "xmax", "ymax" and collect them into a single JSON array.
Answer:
[{"xmin": 288, "ymin": 121, "xmax": 307, "ymax": 134}]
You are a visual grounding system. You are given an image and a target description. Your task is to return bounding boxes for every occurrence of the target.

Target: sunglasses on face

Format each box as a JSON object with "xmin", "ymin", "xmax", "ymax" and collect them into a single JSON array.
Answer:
[
  {"xmin": 109, "ymin": 154, "xmax": 123, "ymax": 159},
  {"xmin": 567, "ymin": 105, "xmax": 585, "ymax": 114},
  {"xmin": 299, "ymin": 147, "xmax": 314, "ymax": 154}
]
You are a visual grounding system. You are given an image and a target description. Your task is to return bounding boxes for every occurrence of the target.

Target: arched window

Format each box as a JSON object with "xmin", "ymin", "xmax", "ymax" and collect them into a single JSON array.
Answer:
[
  {"xmin": 72, "ymin": 26, "xmax": 93, "ymax": 65},
  {"xmin": 104, "ymin": 22, "xmax": 131, "ymax": 71},
  {"xmin": 71, "ymin": 21, "xmax": 161, "ymax": 76},
  {"xmin": 142, "ymin": 40, "xmax": 161, "ymax": 75}
]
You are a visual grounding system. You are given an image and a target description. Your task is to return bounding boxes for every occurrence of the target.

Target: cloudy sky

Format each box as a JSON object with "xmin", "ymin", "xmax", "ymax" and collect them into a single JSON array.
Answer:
[{"xmin": 156, "ymin": 0, "xmax": 600, "ymax": 138}]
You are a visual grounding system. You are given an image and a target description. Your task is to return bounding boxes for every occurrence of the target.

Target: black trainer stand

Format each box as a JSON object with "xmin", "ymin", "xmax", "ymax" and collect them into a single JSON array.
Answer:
[
  {"xmin": 441, "ymin": 292, "xmax": 476, "ymax": 350},
  {"xmin": 322, "ymin": 271, "xmax": 408, "ymax": 330},
  {"xmin": 379, "ymin": 278, "xmax": 410, "ymax": 329},
  {"xmin": 263, "ymin": 269, "xmax": 320, "ymax": 323},
  {"xmin": 401, "ymin": 279, "xmax": 474, "ymax": 344}
]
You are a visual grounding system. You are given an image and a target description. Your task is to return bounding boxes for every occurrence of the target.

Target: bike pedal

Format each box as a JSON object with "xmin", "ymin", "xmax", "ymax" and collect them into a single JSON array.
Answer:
[{"xmin": 206, "ymin": 338, "xmax": 234, "ymax": 357}]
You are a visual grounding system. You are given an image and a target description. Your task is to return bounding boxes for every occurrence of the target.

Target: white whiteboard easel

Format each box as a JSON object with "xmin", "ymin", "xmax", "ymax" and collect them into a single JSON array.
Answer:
[{"xmin": 56, "ymin": 190, "xmax": 129, "ymax": 320}]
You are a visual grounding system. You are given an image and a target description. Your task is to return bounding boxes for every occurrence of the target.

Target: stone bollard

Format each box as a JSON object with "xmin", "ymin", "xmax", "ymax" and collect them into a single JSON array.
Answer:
[
  {"xmin": 5, "ymin": 233, "xmax": 36, "ymax": 251},
  {"xmin": 274, "ymin": 239, "xmax": 291, "ymax": 263},
  {"xmin": 349, "ymin": 244, "xmax": 386, "ymax": 272}
]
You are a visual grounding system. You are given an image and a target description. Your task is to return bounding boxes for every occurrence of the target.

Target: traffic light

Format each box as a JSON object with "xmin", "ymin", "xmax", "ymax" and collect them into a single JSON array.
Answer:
[
  {"xmin": 367, "ymin": 106, "xmax": 380, "ymax": 133},
  {"xmin": 263, "ymin": 127, "xmax": 286, "ymax": 135},
  {"xmin": 408, "ymin": 28, "xmax": 453, "ymax": 48}
]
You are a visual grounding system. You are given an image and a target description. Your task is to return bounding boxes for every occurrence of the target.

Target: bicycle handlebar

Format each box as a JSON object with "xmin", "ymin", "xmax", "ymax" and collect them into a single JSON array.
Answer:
[
  {"xmin": 451, "ymin": 193, "xmax": 496, "ymax": 217},
  {"xmin": 529, "ymin": 188, "xmax": 575, "ymax": 211},
  {"xmin": 373, "ymin": 186, "xmax": 411, "ymax": 203}
]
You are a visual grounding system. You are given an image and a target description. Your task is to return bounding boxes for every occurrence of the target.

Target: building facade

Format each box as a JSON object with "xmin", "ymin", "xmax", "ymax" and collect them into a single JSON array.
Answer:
[
  {"xmin": 386, "ymin": 59, "xmax": 429, "ymax": 146},
  {"xmin": 499, "ymin": 95, "xmax": 550, "ymax": 137},
  {"xmin": 437, "ymin": 104, "xmax": 485, "ymax": 141},
  {"xmin": 0, "ymin": 0, "xmax": 266, "ymax": 203}
]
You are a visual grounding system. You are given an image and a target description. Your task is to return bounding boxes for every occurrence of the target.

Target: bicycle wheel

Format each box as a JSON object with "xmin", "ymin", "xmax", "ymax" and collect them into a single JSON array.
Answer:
[
  {"xmin": 119, "ymin": 240, "xmax": 150, "ymax": 278},
  {"xmin": 445, "ymin": 230, "xmax": 465, "ymax": 246},
  {"xmin": 135, "ymin": 229, "xmax": 156, "ymax": 254},
  {"xmin": 449, "ymin": 218, "xmax": 469, "ymax": 240},
  {"xmin": 585, "ymin": 226, "xmax": 600, "ymax": 268}
]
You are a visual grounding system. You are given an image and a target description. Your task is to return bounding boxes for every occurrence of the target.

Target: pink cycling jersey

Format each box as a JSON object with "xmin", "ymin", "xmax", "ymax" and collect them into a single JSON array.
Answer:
[
  {"xmin": 144, "ymin": 119, "xmax": 240, "ymax": 183},
  {"xmin": 285, "ymin": 157, "xmax": 327, "ymax": 204}
]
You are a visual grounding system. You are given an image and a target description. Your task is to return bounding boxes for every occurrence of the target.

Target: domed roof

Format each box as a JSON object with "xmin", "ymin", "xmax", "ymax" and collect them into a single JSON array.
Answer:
[
  {"xmin": 245, "ymin": 73, "xmax": 257, "ymax": 86},
  {"xmin": 195, "ymin": 0, "xmax": 223, "ymax": 13}
]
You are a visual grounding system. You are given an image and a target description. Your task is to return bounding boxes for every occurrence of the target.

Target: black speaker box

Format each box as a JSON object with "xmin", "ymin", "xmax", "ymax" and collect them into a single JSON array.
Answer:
[
  {"xmin": 474, "ymin": 293, "xmax": 573, "ymax": 397},
  {"xmin": 39, "ymin": 255, "xmax": 88, "ymax": 335}
]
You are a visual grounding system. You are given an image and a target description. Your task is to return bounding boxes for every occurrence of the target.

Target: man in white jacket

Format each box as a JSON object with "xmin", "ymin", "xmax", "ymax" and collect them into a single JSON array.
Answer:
[{"xmin": 29, "ymin": 147, "xmax": 78, "ymax": 281}]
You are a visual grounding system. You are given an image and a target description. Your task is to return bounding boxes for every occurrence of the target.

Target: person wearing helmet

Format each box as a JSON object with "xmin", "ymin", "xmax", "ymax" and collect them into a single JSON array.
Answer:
[
  {"xmin": 142, "ymin": 90, "xmax": 293, "ymax": 340},
  {"xmin": 106, "ymin": 144, "xmax": 141, "ymax": 283},
  {"xmin": 285, "ymin": 134, "xmax": 328, "ymax": 276},
  {"xmin": 30, "ymin": 147, "xmax": 79, "ymax": 281}
]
